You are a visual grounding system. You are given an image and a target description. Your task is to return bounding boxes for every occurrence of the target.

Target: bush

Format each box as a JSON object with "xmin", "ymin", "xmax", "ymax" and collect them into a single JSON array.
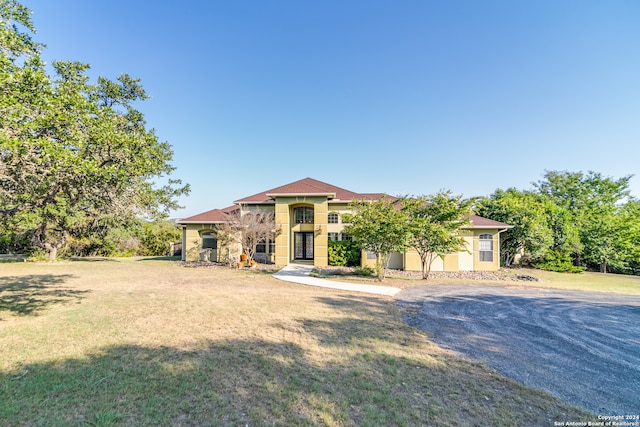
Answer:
[
  {"xmin": 25, "ymin": 249, "xmax": 50, "ymax": 262},
  {"xmin": 353, "ymin": 266, "xmax": 375, "ymax": 276},
  {"xmin": 535, "ymin": 251, "xmax": 586, "ymax": 273},
  {"xmin": 328, "ymin": 241, "xmax": 361, "ymax": 267}
]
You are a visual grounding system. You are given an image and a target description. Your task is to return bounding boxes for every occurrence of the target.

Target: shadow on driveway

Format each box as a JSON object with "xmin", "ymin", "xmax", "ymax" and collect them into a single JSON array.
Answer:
[{"xmin": 397, "ymin": 284, "xmax": 640, "ymax": 415}]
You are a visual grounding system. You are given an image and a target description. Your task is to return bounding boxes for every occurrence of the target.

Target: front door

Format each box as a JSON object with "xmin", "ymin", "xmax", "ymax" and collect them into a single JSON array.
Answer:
[{"xmin": 294, "ymin": 232, "xmax": 314, "ymax": 260}]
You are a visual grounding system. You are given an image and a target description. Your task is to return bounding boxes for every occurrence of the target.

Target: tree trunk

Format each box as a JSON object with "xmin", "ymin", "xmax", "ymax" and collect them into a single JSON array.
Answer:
[
  {"xmin": 46, "ymin": 245, "xmax": 57, "ymax": 261},
  {"xmin": 375, "ymin": 253, "xmax": 385, "ymax": 281},
  {"xmin": 421, "ymin": 253, "xmax": 435, "ymax": 280},
  {"xmin": 32, "ymin": 227, "xmax": 68, "ymax": 261}
]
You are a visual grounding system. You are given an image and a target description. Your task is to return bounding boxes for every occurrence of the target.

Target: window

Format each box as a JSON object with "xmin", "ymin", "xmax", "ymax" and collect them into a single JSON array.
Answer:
[
  {"xmin": 256, "ymin": 240, "xmax": 266, "ymax": 253},
  {"xmin": 366, "ymin": 251, "xmax": 376, "ymax": 260},
  {"xmin": 269, "ymin": 240, "xmax": 275, "ymax": 253},
  {"xmin": 294, "ymin": 207, "xmax": 314, "ymax": 224},
  {"xmin": 340, "ymin": 233, "xmax": 352, "ymax": 242},
  {"xmin": 328, "ymin": 232, "xmax": 339, "ymax": 241},
  {"xmin": 479, "ymin": 234, "xmax": 493, "ymax": 262},
  {"xmin": 328, "ymin": 212, "xmax": 338, "ymax": 224},
  {"xmin": 201, "ymin": 232, "xmax": 217, "ymax": 249}
]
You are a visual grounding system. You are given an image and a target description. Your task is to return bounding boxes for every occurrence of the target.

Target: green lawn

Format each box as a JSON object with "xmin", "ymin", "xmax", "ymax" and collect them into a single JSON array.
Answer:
[{"xmin": 0, "ymin": 258, "xmax": 611, "ymax": 426}]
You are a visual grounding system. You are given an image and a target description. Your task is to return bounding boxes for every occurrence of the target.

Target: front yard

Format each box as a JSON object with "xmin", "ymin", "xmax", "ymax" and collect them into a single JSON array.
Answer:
[{"xmin": 0, "ymin": 258, "xmax": 597, "ymax": 426}]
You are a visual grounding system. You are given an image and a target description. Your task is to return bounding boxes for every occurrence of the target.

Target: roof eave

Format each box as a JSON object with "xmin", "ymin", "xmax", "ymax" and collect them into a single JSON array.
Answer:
[
  {"xmin": 265, "ymin": 192, "xmax": 337, "ymax": 198},
  {"xmin": 176, "ymin": 220, "xmax": 229, "ymax": 225}
]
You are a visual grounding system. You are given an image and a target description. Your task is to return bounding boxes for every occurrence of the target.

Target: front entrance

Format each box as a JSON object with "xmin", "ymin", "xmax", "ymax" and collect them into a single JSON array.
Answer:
[{"xmin": 294, "ymin": 232, "xmax": 314, "ymax": 260}]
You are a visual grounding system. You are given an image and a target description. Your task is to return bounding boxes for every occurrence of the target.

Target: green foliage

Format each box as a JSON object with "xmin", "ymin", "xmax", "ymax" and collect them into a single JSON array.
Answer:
[
  {"xmin": 353, "ymin": 266, "xmax": 375, "ymax": 277},
  {"xmin": 535, "ymin": 171, "xmax": 634, "ymax": 273},
  {"xmin": 402, "ymin": 192, "xmax": 471, "ymax": 279},
  {"xmin": 141, "ymin": 220, "xmax": 180, "ymax": 256},
  {"xmin": 343, "ymin": 196, "xmax": 408, "ymax": 281},
  {"xmin": 328, "ymin": 240, "xmax": 361, "ymax": 267},
  {"xmin": 25, "ymin": 249, "xmax": 50, "ymax": 262},
  {"xmin": 0, "ymin": 1, "xmax": 189, "ymax": 260},
  {"xmin": 478, "ymin": 171, "xmax": 640, "ymax": 276},
  {"xmin": 476, "ymin": 189, "xmax": 553, "ymax": 266},
  {"xmin": 535, "ymin": 251, "xmax": 586, "ymax": 273}
]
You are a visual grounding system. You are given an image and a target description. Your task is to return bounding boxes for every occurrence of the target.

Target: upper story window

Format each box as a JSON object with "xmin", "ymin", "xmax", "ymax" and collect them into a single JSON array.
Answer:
[
  {"xmin": 294, "ymin": 207, "xmax": 314, "ymax": 224},
  {"xmin": 328, "ymin": 212, "xmax": 339, "ymax": 224},
  {"xmin": 201, "ymin": 232, "xmax": 217, "ymax": 249},
  {"xmin": 479, "ymin": 234, "xmax": 493, "ymax": 262}
]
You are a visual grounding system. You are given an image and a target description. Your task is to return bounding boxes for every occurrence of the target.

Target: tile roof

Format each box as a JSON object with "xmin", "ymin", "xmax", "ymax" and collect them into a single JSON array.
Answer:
[
  {"xmin": 178, "ymin": 205, "xmax": 238, "ymax": 223},
  {"xmin": 234, "ymin": 177, "xmax": 383, "ymax": 203},
  {"xmin": 467, "ymin": 214, "xmax": 512, "ymax": 229},
  {"xmin": 178, "ymin": 178, "xmax": 510, "ymax": 229}
]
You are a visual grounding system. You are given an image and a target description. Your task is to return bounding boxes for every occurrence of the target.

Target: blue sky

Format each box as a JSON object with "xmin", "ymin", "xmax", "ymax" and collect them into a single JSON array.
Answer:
[{"xmin": 28, "ymin": 0, "xmax": 640, "ymax": 218}]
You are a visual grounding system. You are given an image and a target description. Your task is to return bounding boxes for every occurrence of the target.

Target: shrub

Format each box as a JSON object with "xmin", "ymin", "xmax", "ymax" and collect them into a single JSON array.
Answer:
[
  {"xmin": 353, "ymin": 266, "xmax": 375, "ymax": 276},
  {"xmin": 328, "ymin": 241, "xmax": 361, "ymax": 267},
  {"xmin": 535, "ymin": 251, "xmax": 586, "ymax": 273}
]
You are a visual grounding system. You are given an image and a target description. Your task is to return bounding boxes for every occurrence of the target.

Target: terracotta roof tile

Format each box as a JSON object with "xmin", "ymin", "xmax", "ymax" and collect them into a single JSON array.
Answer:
[
  {"xmin": 467, "ymin": 214, "xmax": 512, "ymax": 229},
  {"xmin": 178, "ymin": 205, "xmax": 236, "ymax": 223},
  {"xmin": 179, "ymin": 179, "xmax": 513, "ymax": 230},
  {"xmin": 234, "ymin": 177, "xmax": 381, "ymax": 203}
]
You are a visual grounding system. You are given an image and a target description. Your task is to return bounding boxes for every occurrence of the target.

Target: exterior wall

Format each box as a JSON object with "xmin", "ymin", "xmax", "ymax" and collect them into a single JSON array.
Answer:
[
  {"xmin": 327, "ymin": 203, "xmax": 351, "ymax": 236},
  {"xmin": 182, "ymin": 224, "xmax": 242, "ymax": 262},
  {"xmin": 471, "ymin": 229, "xmax": 501, "ymax": 271},
  {"xmin": 274, "ymin": 200, "xmax": 290, "ymax": 266},
  {"xmin": 181, "ymin": 199, "xmax": 505, "ymax": 272},
  {"xmin": 388, "ymin": 252, "xmax": 403, "ymax": 269},
  {"xmin": 273, "ymin": 196, "xmax": 329, "ymax": 267},
  {"xmin": 313, "ymin": 199, "xmax": 328, "ymax": 267},
  {"xmin": 458, "ymin": 232, "xmax": 474, "ymax": 271},
  {"xmin": 443, "ymin": 253, "xmax": 459, "ymax": 271}
]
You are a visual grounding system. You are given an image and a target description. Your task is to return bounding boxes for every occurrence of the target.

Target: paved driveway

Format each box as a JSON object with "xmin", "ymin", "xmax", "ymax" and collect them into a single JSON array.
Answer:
[{"xmin": 396, "ymin": 284, "xmax": 640, "ymax": 415}]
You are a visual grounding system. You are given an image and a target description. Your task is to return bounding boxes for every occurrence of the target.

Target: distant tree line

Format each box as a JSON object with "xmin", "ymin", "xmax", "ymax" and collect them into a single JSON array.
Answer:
[
  {"xmin": 0, "ymin": 218, "xmax": 181, "ymax": 258},
  {"xmin": 476, "ymin": 170, "xmax": 640, "ymax": 275}
]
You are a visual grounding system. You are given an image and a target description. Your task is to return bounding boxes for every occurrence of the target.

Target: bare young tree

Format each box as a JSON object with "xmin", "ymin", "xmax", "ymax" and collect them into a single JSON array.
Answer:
[{"xmin": 225, "ymin": 206, "xmax": 276, "ymax": 263}]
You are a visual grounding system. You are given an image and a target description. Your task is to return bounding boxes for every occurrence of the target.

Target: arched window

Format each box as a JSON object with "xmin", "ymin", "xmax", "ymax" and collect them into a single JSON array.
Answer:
[
  {"xmin": 479, "ymin": 234, "xmax": 493, "ymax": 262},
  {"xmin": 328, "ymin": 212, "xmax": 339, "ymax": 224},
  {"xmin": 201, "ymin": 232, "xmax": 217, "ymax": 249},
  {"xmin": 294, "ymin": 207, "xmax": 314, "ymax": 224}
]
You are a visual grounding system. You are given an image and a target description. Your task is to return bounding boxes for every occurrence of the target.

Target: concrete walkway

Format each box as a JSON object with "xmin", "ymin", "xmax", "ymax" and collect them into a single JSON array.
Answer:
[{"xmin": 273, "ymin": 264, "xmax": 402, "ymax": 297}]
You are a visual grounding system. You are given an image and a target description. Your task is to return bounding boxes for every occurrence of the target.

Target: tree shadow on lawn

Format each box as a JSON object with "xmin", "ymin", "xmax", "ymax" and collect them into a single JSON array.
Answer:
[
  {"xmin": 0, "ymin": 274, "xmax": 87, "ymax": 318},
  {"xmin": 0, "ymin": 294, "xmax": 592, "ymax": 426}
]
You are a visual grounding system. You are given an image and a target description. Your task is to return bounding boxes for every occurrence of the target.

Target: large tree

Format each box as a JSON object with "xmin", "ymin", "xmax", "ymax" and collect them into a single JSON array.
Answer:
[
  {"xmin": 342, "ymin": 196, "xmax": 407, "ymax": 281},
  {"xmin": 0, "ymin": 1, "xmax": 188, "ymax": 259},
  {"xmin": 402, "ymin": 191, "xmax": 471, "ymax": 279},
  {"xmin": 534, "ymin": 170, "xmax": 632, "ymax": 272},
  {"xmin": 475, "ymin": 188, "xmax": 553, "ymax": 266}
]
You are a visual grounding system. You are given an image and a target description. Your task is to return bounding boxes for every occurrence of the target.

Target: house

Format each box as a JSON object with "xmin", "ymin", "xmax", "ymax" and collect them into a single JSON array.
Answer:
[{"xmin": 176, "ymin": 177, "xmax": 511, "ymax": 272}]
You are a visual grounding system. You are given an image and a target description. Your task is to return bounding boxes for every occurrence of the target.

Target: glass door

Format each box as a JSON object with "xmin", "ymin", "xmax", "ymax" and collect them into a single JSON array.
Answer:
[{"xmin": 294, "ymin": 232, "xmax": 314, "ymax": 260}]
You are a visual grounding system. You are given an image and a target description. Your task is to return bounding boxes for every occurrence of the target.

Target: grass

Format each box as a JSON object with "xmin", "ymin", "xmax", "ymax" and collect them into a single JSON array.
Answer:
[{"xmin": 0, "ymin": 258, "xmax": 611, "ymax": 426}]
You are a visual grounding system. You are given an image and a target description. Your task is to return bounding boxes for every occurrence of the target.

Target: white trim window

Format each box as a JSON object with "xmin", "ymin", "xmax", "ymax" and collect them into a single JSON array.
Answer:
[
  {"xmin": 479, "ymin": 234, "xmax": 493, "ymax": 262},
  {"xmin": 328, "ymin": 212, "xmax": 339, "ymax": 224}
]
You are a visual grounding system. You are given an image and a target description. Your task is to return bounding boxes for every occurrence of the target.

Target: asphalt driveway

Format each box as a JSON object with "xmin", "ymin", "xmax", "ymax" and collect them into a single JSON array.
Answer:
[{"xmin": 396, "ymin": 284, "xmax": 640, "ymax": 415}]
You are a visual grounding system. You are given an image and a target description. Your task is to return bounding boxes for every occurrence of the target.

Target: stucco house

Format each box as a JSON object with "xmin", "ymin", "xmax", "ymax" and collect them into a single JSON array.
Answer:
[{"xmin": 177, "ymin": 177, "xmax": 511, "ymax": 272}]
